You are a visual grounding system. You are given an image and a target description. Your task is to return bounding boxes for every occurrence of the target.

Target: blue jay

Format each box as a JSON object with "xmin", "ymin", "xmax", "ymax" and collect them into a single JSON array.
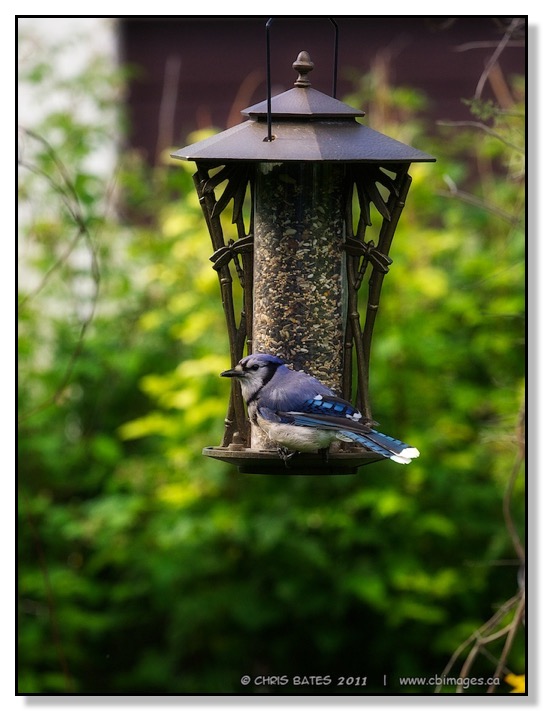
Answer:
[{"xmin": 221, "ymin": 353, "xmax": 420, "ymax": 465}]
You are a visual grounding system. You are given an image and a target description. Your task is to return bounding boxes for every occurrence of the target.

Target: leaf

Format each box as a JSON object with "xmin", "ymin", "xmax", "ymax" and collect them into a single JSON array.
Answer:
[{"xmin": 504, "ymin": 674, "xmax": 525, "ymax": 694}]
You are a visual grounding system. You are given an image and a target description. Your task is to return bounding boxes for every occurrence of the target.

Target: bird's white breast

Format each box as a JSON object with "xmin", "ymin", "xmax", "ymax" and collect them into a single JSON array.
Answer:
[{"xmin": 256, "ymin": 415, "xmax": 336, "ymax": 452}]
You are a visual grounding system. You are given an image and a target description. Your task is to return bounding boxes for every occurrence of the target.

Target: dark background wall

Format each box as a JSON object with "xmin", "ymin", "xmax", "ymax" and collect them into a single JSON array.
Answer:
[{"xmin": 118, "ymin": 16, "xmax": 525, "ymax": 163}]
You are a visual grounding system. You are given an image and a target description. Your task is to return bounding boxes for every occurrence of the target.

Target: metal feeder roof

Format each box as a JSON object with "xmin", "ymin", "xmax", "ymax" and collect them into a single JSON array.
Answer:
[{"xmin": 172, "ymin": 51, "xmax": 436, "ymax": 165}]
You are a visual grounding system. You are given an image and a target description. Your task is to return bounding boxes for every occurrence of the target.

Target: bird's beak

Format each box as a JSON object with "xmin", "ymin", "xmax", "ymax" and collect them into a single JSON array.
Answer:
[{"xmin": 220, "ymin": 367, "xmax": 244, "ymax": 378}]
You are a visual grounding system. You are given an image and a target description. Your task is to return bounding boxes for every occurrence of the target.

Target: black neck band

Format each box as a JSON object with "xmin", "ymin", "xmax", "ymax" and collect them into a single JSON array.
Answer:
[{"xmin": 246, "ymin": 364, "xmax": 279, "ymax": 406}]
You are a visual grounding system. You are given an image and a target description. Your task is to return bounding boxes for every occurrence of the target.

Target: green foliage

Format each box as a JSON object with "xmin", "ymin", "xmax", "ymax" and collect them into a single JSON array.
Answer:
[{"xmin": 18, "ymin": 25, "xmax": 524, "ymax": 695}]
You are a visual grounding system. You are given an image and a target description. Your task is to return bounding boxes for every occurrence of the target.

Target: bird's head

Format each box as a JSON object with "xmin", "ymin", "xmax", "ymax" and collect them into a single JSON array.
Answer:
[{"xmin": 221, "ymin": 353, "xmax": 285, "ymax": 401}]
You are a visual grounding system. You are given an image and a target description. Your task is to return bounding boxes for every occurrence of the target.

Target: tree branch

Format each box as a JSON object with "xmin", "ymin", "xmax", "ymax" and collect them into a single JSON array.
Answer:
[{"xmin": 475, "ymin": 18, "xmax": 524, "ymax": 99}]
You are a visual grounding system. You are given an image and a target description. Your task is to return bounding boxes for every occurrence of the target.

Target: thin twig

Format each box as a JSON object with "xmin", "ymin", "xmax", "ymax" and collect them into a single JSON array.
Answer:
[
  {"xmin": 457, "ymin": 639, "xmax": 483, "ymax": 693},
  {"xmin": 475, "ymin": 18, "xmax": 524, "ymax": 99},
  {"xmin": 436, "ymin": 187, "xmax": 521, "ymax": 226},
  {"xmin": 18, "ymin": 227, "xmax": 83, "ymax": 309},
  {"xmin": 488, "ymin": 595, "xmax": 525, "ymax": 693},
  {"xmin": 503, "ymin": 452, "xmax": 525, "ymax": 565},
  {"xmin": 18, "ymin": 130, "xmax": 101, "ymax": 424},
  {"xmin": 454, "ymin": 40, "xmax": 525, "ymax": 52},
  {"xmin": 155, "ymin": 54, "xmax": 181, "ymax": 164},
  {"xmin": 435, "ymin": 594, "xmax": 520, "ymax": 693},
  {"xmin": 436, "ymin": 120, "xmax": 524, "ymax": 155},
  {"xmin": 457, "ymin": 618, "xmax": 515, "ymax": 693}
]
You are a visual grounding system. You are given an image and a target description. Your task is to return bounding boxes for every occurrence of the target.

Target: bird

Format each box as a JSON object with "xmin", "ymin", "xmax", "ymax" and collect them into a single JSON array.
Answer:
[{"xmin": 221, "ymin": 353, "xmax": 420, "ymax": 465}]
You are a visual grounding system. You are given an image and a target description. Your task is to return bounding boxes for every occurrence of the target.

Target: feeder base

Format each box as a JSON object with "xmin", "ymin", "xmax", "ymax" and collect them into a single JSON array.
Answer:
[{"xmin": 203, "ymin": 446, "xmax": 384, "ymax": 475}]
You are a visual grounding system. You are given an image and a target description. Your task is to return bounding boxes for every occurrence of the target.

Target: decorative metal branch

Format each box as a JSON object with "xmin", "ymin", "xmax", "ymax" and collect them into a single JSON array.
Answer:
[
  {"xmin": 343, "ymin": 164, "xmax": 411, "ymax": 419},
  {"xmin": 193, "ymin": 163, "xmax": 253, "ymax": 446}
]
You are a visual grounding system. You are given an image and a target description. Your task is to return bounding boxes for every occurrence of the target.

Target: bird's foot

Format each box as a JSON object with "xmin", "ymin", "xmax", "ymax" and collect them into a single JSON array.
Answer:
[
  {"xmin": 317, "ymin": 447, "xmax": 330, "ymax": 463},
  {"xmin": 277, "ymin": 447, "xmax": 298, "ymax": 468}
]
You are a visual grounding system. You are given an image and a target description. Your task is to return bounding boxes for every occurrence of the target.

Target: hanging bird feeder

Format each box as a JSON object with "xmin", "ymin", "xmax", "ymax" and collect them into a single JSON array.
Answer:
[{"xmin": 171, "ymin": 24, "xmax": 434, "ymax": 475}]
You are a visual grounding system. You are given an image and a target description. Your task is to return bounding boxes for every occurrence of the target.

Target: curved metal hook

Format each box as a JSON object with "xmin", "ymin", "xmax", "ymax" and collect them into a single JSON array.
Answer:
[{"xmin": 264, "ymin": 17, "xmax": 339, "ymax": 142}]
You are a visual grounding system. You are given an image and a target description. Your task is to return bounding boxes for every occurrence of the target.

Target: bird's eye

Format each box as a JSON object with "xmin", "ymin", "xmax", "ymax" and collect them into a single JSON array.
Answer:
[{"xmin": 250, "ymin": 364, "xmax": 260, "ymax": 371}]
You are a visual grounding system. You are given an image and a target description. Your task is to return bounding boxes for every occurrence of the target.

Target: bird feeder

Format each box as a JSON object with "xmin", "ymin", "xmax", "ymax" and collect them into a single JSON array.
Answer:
[{"xmin": 171, "ymin": 47, "xmax": 434, "ymax": 475}]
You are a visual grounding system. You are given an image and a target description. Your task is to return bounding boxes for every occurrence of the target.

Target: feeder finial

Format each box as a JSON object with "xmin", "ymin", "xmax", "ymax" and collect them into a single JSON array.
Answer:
[{"xmin": 293, "ymin": 51, "xmax": 314, "ymax": 87}]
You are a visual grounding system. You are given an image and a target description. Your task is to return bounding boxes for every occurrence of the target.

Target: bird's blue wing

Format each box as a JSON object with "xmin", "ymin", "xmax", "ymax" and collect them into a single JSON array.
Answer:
[
  {"xmin": 298, "ymin": 395, "xmax": 365, "ymax": 420},
  {"xmin": 275, "ymin": 394, "xmax": 373, "ymax": 432},
  {"xmin": 258, "ymin": 397, "xmax": 419, "ymax": 465}
]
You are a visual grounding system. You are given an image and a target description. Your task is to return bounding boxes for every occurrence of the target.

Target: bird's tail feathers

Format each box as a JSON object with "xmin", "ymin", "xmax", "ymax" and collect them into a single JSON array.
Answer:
[{"xmin": 338, "ymin": 428, "xmax": 420, "ymax": 465}]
